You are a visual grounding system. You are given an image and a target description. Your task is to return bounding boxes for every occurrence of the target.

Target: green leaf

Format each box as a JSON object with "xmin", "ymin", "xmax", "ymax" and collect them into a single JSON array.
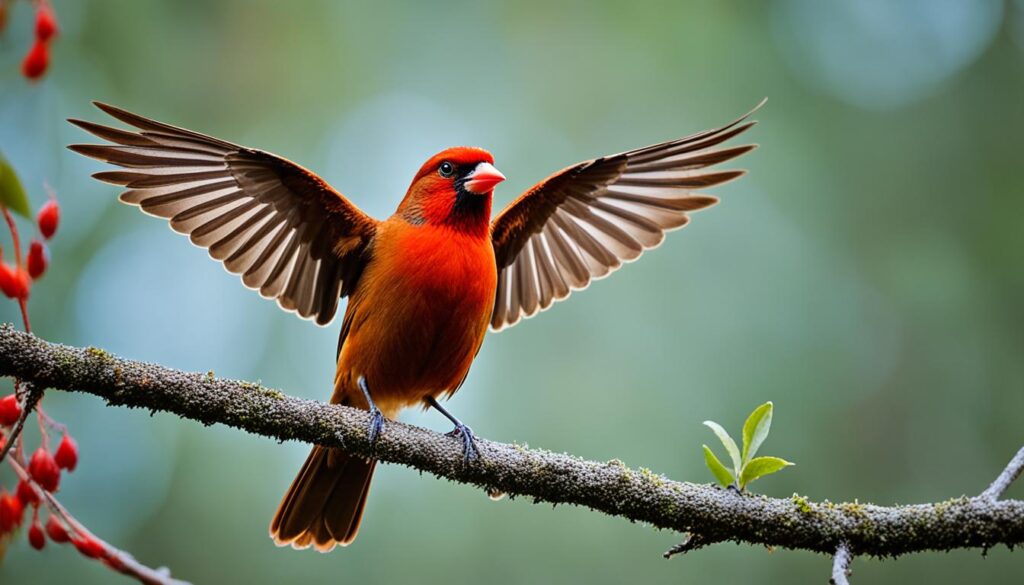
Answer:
[
  {"xmin": 703, "ymin": 420, "xmax": 741, "ymax": 473},
  {"xmin": 739, "ymin": 456, "xmax": 794, "ymax": 488},
  {"xmin": 741, "ymin": 401, "xmax": 773, "ymax": 464},
  {"xmin": 702, "ymin": 445, "xmax": 734, "ymax": 487},
  {"xmin": 0, "ymin": 153, "xmax": 31, "ymax": 219}
]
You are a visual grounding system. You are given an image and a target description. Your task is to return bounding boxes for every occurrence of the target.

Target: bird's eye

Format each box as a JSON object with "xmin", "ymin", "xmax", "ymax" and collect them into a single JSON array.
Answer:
[{"xmin": 438, "ymin": 161, "xmax": 454, "ymax": 178}]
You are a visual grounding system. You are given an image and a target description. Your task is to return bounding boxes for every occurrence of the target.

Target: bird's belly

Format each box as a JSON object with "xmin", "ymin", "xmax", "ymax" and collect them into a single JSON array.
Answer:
[{"xmin": 335, "ymin": 230, "xmax": 496, "ymax": 414}]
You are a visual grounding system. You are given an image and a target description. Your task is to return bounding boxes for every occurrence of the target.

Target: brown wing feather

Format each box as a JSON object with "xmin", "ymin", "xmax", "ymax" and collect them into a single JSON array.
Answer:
[
  {"xmin": 490, "ymin": 99, "xmax": 764, "ymax": 331},
  {"xmin": 68, "ymin": 102, "xmax": 377, "ymax": 325}
]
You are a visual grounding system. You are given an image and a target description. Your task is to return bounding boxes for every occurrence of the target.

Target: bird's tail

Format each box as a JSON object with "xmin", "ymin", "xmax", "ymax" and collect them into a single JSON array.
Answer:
[{"xmin": 269, "ymin": 444, "xmax": 376, "ymax": 551}]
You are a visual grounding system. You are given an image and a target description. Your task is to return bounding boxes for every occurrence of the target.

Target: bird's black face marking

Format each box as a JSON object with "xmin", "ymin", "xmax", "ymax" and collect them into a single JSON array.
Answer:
[{"xmin": 452, "ymin": 164, "xmax": 489, "ymax": 219}]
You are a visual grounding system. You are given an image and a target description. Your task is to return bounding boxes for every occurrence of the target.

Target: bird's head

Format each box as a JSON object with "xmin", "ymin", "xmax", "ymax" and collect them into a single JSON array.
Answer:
[{"xmin": 398, "ymin": 147, "xmax": 505, "ymax": 237}]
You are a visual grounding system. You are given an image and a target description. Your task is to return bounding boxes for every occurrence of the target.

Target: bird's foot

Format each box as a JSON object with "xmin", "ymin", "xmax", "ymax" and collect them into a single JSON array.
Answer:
[
  {"xmin": 446, "ymin": 422, "xmax": 479, "ymax": 464},
  {"xmin": 425, "ymin": 395, "xmax": 479, "ymax": 464},
  {"xmin": 358, "ymin": 375, "xmax": 385, "ymax": 448},
  {"xmin": 367, "ymin": 405, "xmax": 385, "ymax": 447}
]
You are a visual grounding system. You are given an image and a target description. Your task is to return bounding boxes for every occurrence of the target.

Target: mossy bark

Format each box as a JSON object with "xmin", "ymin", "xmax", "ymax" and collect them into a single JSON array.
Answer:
[{"xmin": 1, "ymin": 324, "xmax": 1022, "ymax": 558}]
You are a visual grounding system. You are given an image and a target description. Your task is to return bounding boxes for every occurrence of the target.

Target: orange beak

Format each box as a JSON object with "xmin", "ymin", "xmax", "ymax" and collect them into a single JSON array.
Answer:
[{"xmin": 464, "ymin": 162, "xmax": 506, "ymax": 194}]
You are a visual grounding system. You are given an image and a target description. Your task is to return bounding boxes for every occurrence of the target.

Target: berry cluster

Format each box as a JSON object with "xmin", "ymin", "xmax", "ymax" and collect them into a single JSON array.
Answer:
[
  {"xmin": 0, "ymin": 193, "xmax": 110, "ymax": 559},
  {"xmin": 0, "ymin": 198, "xmax": 55, "ymax": 300},
  {"xmin": 0, "ymin": 431, "xmax": 88, "ymax": 555},
  {"xmin": 0, "ymin": 0, "xmax": 59, "ymax": 81},
  {"xmin": 0, "ymin": 194, "xmax": 118, "ymax": 566},
  {"xmin": 0, "ymin": 14, "xmax": 174, "ymax": 579}
]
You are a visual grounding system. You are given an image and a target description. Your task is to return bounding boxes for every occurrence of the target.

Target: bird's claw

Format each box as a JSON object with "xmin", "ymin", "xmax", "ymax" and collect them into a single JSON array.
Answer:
[
  {"xmin": 358, "ymin": 375, "xmax": 385, "ymax": 449},
  {"xmin": 447, "ymin": 423, "xmax": 479, "ymax": 464},
  {"xmin": 367, "ymin": 406, "xmax": 385, "ymax": 448}
]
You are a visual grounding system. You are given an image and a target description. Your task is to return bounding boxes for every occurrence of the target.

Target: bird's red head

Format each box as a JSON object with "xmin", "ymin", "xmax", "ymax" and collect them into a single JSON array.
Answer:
[{"xmin": 398, "ymin": 147, "xmax": 505, "ymax": 237}]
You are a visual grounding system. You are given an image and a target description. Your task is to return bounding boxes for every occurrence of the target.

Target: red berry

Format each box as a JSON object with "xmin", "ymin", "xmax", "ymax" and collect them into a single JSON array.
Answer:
[
  {"xmin": 37, "ymin": 199, "xmax": 59, "ymax": 239},
  {"xmin": 13, "ymin": 267, "xmax": 30, "ymax": 299},
  {"xmin": 28, "ymin": 520, "xmax": 46, "ymax": 550},
  {"xmin": 0, "ymin": 490, "xmax": 24, "ymax": 533},
  {"xmin": 9, "ymin": 493, "xmax": 23, "ymax": 523},
  {"xmin": 0, "ymin": 393, "xmax": 20, "ymax": 426},
  {"xmin": 73, "ymin": 537, "xmax": 106, "ymax": 559},
  {"xmin": 0, "ymin": 265, "xmax": 30, "ymax": 300},
  {"xmin": 21, "ymin": 39, "xmax": 49, "ymax": 81},
  {"xmin": 28, "ymin": 447, "xmax": 60, "ymax": 492},
  {"xmin": 45, "ymin": 515, "xmax": 70, "ymax": 542},
  {"xmin": 27, "ymin": 239, "xmax": 48, "ymax": 280},
  {"xmin": 16, "ymin": 479, "xmax": 39, "ymax": 507},
  {"xmin": 34, "ymin": 3, "xmax": 57, "ymax": 42},
  {"xmin": 0, "ymin": 262, "xmax": 18, "ymax": 299},
  {"xmin": 54, "ymin": 434, "xmax": 78, "ymax": 472}
]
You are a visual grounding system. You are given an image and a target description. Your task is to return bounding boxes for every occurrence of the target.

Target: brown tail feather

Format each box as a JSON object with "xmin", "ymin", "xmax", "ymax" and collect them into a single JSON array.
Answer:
[{"xmin": 270, "ymin": 445, "xmax": 376, "ymax": 551}]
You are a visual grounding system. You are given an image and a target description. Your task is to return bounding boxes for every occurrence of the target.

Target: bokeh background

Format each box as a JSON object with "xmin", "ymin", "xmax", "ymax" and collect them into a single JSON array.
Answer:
[{"xmin": 1, "ymin": 0, "xmax": 1023, "ymax": 583}]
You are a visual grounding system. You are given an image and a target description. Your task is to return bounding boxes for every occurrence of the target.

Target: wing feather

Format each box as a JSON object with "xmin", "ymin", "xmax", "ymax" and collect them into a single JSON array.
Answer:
[
  {"xmin": 69, "ymin": 103, "xmax": 377, "ymax": 325},
  {"xmin": 489, "ymin": 99, "xmax": 763, "ymax": 330}
]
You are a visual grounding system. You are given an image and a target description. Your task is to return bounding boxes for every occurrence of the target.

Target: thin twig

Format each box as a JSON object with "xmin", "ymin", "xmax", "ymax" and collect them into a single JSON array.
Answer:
[
  {"xmin": 17, "ymin": 298, "xmax": 29, "ymax": 333},
  {"xmin": 664, "ymin": 533, "xmax": 711, "ymax": 559},
  {"xmin": 0, "ymin": 325, "xmax": 1022, "ymax": 559},
  {"xmin": 41, "ymin": 491, "xmax": 189, "ymax": 585},
  {"xmin": 2, "ymin": 206, "xmax": 23, "ymax": 270},
  {"xmin": 7, "ymin": 458, "xmax": 190, "ymax": 585},
  {"xmin": 0, "ymin": 381, "xmax": 44, "ymax": 463},
  {"xmin": 830, "ymin": 542, "xmax": 852, "ymax": 585},
  {"xmin": 0, "ymin": 206, "xmax": 42, "ymax": 463},
  {"xmin": 982, "ymin": 446, "xmax": 1024, "ymax": 501}
]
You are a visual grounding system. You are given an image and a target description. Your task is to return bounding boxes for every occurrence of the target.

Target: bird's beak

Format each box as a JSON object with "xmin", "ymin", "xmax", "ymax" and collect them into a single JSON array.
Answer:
[{"xmin": 464, "ymin": 162, "xmax": 506, "ymax": 194}]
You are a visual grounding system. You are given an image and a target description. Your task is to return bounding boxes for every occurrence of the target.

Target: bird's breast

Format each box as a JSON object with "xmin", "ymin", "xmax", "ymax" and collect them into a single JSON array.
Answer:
[{"xmin": 335, "ymin": 220, "xmax": 497, "ymax": 411}]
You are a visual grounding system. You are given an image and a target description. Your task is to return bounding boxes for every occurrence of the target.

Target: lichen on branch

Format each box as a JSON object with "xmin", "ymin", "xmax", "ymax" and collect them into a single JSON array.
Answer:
[{"xmin": 0, "ymin": 324, "xmax": 1022, "ymax": 562}]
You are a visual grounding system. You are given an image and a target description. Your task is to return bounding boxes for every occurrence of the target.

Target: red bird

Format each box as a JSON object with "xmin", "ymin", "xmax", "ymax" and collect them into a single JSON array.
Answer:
[{"xmin": 69, "ymin": 100, "xmax": 761, "ymax": 551}]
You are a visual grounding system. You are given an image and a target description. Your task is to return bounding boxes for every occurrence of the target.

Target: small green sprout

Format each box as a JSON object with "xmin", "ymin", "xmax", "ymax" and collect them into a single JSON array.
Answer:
[{"xmin": 702, "ymin": 401, "xmax": 794, "ymax": 491}]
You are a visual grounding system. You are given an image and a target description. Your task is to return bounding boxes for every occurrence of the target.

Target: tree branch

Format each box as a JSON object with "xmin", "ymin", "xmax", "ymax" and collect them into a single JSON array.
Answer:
[
  {"xmin": 983, "ymin": 445, "xmax": 1024, "ymax": 501},
  {"xmin": 1, "ymin": 324, "xmax": 1023, "ymax": 562},
  {"xmin": 830, "ymin": 542, "xmax": 852, "ymax": 585}
]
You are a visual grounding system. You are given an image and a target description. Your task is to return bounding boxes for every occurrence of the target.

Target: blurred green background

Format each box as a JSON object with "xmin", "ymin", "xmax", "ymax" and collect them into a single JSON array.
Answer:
[{"xmin": 2, "ymin": 0, "xmax": 1023, "ymax": 583}]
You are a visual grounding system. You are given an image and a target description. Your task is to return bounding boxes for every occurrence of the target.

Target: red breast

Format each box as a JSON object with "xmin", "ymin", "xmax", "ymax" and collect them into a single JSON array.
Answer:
[{"xmin": 333, "ymin": 148, "xmax": 504, "ymax": 413}]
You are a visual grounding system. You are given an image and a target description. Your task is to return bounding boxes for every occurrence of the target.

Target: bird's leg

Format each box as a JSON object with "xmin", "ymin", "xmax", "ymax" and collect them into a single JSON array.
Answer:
[
  {"xmin": 358, "ymin": 375, "xmax": 385, "ymax": 448},
  {"xmin": 425, "ymin": 396, "xmax": 479, "ymax": 463}
]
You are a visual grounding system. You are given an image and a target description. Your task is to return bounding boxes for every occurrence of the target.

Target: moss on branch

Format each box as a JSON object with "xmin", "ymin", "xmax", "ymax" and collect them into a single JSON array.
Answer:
[{"xmin": 1, "ymin": 324, "xmax": 1022, "ymax": 559}]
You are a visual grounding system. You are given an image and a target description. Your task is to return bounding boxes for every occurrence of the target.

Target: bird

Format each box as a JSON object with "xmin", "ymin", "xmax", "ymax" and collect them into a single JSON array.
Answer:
[{"xmin": 68, "ymin": 98, "xmax": 762, "ymax": 551}]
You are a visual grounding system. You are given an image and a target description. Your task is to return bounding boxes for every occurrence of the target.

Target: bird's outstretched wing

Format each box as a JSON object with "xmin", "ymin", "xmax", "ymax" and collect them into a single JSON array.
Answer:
[
  {"xmin": 489, "ymin": 100, "xmax": 763, "ymax": 331},
  {"xmin": 69, "ymin": 103, "xmax": 377, "ymax": 326}
]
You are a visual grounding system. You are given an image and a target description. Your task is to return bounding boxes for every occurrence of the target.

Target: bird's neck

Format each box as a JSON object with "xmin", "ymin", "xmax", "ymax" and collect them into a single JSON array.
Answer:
[{"xmin": 398, "ymin": 191, "xmax": 492, "ymax": 239}]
